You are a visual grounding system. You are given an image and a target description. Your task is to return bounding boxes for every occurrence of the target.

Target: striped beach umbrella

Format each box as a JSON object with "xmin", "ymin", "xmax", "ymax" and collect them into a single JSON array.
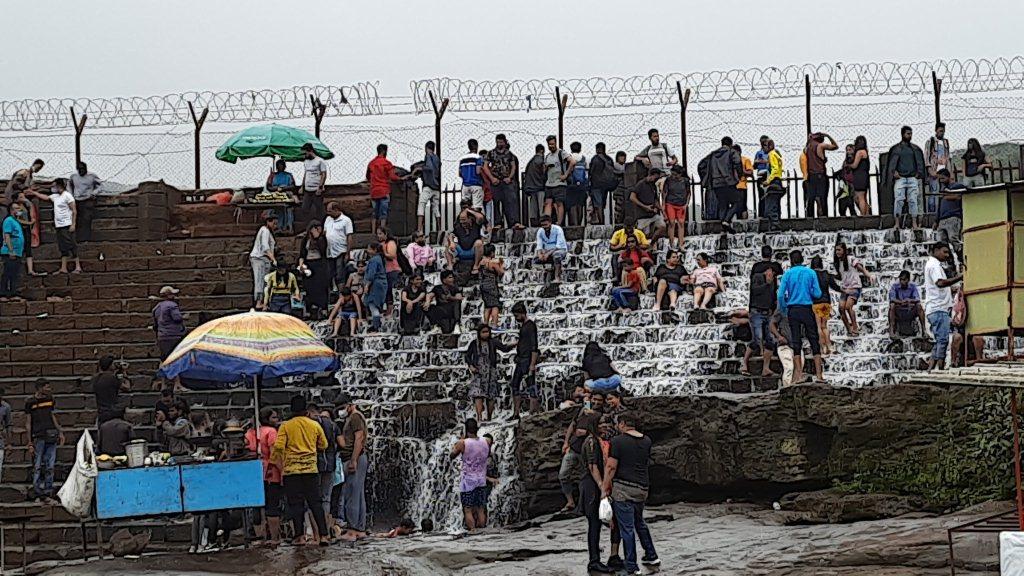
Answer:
[{"xmin": 157, "ymin": 311, "xmax": 338, "ymax": 425}]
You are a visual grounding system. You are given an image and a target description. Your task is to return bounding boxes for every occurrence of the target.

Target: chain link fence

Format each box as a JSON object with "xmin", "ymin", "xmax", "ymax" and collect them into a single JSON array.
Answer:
[{"xmin": 2, "ymin": 61, "xmax": 1024, "ymax": 191}]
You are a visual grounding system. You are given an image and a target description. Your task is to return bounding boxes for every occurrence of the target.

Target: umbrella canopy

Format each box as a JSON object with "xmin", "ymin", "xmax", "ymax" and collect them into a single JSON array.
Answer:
[
  {"xmin": 215, "ymin": 124, "xmax": 334, "ymax": 164},
  {"xmin": 157, "ymin": 311, "xmax": 338, "ymax": 382}
]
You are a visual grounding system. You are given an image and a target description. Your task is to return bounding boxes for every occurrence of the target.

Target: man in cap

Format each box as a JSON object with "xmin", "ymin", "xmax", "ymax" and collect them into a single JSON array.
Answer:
[{"xmin": 153, "ymin": 286, "xmax": 186, "ymax": 362}]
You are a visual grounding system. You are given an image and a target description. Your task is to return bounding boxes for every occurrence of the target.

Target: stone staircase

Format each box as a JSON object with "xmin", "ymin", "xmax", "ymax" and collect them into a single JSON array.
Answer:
[{"xmin": 4, "ymin": 211, "xmax": 1023, "ymax": 567}]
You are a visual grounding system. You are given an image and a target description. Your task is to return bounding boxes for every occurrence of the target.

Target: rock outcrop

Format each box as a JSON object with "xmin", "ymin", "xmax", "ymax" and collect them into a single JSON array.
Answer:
[{"xmin": 515, "ymin": 383, "xmax": 1012, "ymax": 518}]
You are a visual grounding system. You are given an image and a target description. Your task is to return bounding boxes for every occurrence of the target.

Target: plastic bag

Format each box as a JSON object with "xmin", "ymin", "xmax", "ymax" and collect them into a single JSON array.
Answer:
[
  {"xmin": 58, "ymin": 431, "xmax": 98, "ymax": 518},
  {"xmin": 598, "ymin": 497, "xmax": 614, "ymax": 524},
  {"xmin": 332, "ymin": 454, "xmax": 346, "ymax": 487}
]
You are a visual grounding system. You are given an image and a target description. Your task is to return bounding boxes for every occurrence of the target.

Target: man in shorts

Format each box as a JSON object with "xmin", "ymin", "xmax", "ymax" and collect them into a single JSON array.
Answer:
[
  {"xmin": 543, "ymin": 135, "xmax": 575, "ymax": 226},
  {"xmin": 662, "ymin": 165, "xmax": 689, "ymax": 249},
  {"xmin": 510, "ymin": 303, "xmax": 540, "ymax": 418},
  {"xmin": 30, "ymin": 178, "xmax": 81, "ymax": 274},
  {"xmin": 452, "ymin": 418, "xmax": 490, "ymax": 531},
  {"xmin": 445, "ymin": 200, "xmax": 486, "ymax": 273},
  {"xmin": 366, "ymin": 144, "xmax": 406, "ymax": 232}
]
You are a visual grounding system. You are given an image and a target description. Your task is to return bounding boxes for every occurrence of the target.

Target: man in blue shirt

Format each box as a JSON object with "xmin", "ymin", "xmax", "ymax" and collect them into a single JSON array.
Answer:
[
  {"xmin": 888, "ymin": 270, "xmax": 926, "ymax": 337},
  {"xmin": 534, "ymin": 215, "xmax": 567, "ymax": 284},
  {"xmin": 459, "ymin": 139, "xmax": 485, "ymax": 210},
  {"xmin": 752, "ymin": 135, "xmax": 770, "ymax": 218},
  {"xmin": 777, "ymin": 250, "xmax": 823, "ymax": 383},
  {"xmin": 1, "ymin": 200, "xmax": 26, "ymax": 299}
]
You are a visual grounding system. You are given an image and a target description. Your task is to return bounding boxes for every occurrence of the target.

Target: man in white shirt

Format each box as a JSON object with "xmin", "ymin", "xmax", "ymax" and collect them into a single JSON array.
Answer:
[
  {"xmin": 634, "ymin": 128, "xmax": 677, "ymax": 175},
  {"xmin": 301, "ymin": 143, "xmax": 328, "ymax": 222},
  {"xmin": 30, "ymin": 179, "xmax": 81, "ymax": 274},
  {"xmin": 923, "ymin": 241, "xmax": 963, "ymax": 371},
  {"xmin": 533, "ymin": 215, "xmax": 567, "ymax": 284},
  {"xmin": 324, "ymin": 201, "xmax": 354, "ymax": 287},
  {"xmin": 69, "ymin": 162, "xmax": 102, "ymax": 243},
  {"xmin": 249, "ymin": 215, "xmax": 279, "ymax": 306}
]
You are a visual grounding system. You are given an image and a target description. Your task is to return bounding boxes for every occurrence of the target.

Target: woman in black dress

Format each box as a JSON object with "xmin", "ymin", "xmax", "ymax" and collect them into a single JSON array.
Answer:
[
  {"xmin": 479, "ymin": 243, "xmax": 505, "ymax": 328},
  {"xmin": 399, "ymin": 273, "xmax": 428, "ymax": 335},
  {"xmin": 298, "ymin": 221, "xmax": 330, "ymax": 319}
]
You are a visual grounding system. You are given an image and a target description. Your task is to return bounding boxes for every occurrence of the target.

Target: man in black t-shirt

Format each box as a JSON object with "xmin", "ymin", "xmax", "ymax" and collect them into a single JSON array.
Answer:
[
  {"xmin": 445, "ymin": 200, "xmax": 487, "ymax": 273},
  {"xmin": 25, "ymin": 380, "xmax": 64, "ymax": 500},
  {"xmin": 426, "ymin": 270, "xmax": 464, "ymax": 335},
  {"xmin": 745, "ymin": 245, "xmax": 784, "ymax": 377},
  {"xmin": 92, "ymin": 356, "xmax": 130, "ymax": 424},
  {"xmin": 509, "ymin": 302, "xmax": 540, "ymax": 417},
  {"xmin": 604, "ymin": 411, "xmax": 658, "ymax": 573},
  {"xmin": 628, "ymin": 174, "xmax": 666, "ymax": 242}
]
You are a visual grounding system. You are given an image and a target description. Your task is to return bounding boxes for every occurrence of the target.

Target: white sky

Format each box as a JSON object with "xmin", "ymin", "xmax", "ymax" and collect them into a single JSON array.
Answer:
[{"xmin": 4, "ymin": 0, "xmax": 1023, "ymax": 101}]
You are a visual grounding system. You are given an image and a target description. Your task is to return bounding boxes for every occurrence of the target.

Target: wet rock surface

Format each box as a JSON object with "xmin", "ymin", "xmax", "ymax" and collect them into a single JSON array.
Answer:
[
  {"xmin": 40, "ymin": 501, "xmax": 1002, "ymax": 576},
  {"xmin": 516, "ymin": 383, "xmax": 1010, "ymax": 518}
]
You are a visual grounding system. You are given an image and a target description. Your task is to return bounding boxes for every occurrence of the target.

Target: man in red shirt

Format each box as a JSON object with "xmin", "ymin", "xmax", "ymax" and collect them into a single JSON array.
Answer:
[{"xmin": 366, "ymin": 144, "xmax": 410, "ymax": 232}]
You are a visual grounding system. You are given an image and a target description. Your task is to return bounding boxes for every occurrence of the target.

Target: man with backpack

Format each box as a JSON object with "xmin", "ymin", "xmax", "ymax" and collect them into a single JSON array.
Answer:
[
  {"xmin": 543, "ymin": 135, "xmax": 576, "ymax": 226},
  {"xmin": 566, "ymin": 142, "xmax": 589, "ymax": 227},
  {"xmin": 697, "ymin": 137, "xmax": 743, "ymax": 231},
  {"xmin": 484, "ymin": 134, "xmax": 522, "ymax": 231},
  {"xmin": 635, "ymin": 128, "xmax": 677, "ymax": 176},
  {"xmin": 589, "ymin": 143, "xmax": 618, "ymax": 225}
]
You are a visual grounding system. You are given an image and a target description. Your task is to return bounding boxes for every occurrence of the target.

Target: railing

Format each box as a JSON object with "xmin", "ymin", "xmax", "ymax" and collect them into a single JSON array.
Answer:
[{"xmin": 431, "ymin": 157, "xmax": 1022, "ymax": 232}]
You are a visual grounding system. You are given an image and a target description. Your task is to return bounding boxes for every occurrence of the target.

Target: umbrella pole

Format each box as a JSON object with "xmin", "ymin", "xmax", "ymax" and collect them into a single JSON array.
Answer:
[{"xmin": 253, "ymin": 374, "xmax": 261, "ymax": 432}]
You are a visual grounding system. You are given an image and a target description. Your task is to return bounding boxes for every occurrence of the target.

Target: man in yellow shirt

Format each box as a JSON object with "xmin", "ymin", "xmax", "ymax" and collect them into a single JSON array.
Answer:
[
  {"xmin": 763, "ymin": 140, "xmax": 786, "ymax": 231},
  {"xmin": 272, "ymin": 395, "xmax": 330, "ymax": 546}
]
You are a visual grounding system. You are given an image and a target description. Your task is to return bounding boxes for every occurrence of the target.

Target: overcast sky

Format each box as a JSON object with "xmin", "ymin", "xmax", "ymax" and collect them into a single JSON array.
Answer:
[{"xmin": 3, "ymin": 0, "xmax": 1022, "ymax": 100}]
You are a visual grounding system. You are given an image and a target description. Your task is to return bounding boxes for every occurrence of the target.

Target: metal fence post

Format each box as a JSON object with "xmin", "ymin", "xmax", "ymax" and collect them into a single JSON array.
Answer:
[
  {"xmin": 70, "ymin": 107, "xmax": 87, "ymax": 167},
  {"xmin": 310, "ymin": 96, "xmax": 327, "ymax": 139},
  {"xmin": 804, "ymin": 74, "xmax": 812, "ymax": 135},
  {"xmin": 429, "ymin": 91, "xmax": 449, "ymax": 191},
  {"xmin": 676, "ymin": 82, "xmax": 691, "ymax": 174},
  {"xmin": 555, "ymin": 87, "xmax": 568, "ymax": 147},
  {"xmin": 188, "ymin": 102, "xmax": 209, "ymax": 191},
  {"xmin": 932, "ymin": 71, "xmax": 943, "ymax": 126}
]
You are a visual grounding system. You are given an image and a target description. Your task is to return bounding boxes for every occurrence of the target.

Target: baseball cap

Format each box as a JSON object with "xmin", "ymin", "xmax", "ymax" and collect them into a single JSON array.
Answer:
[{"xmin": 159, "ymin": 286, "xmax": 180, "ymax": 296}]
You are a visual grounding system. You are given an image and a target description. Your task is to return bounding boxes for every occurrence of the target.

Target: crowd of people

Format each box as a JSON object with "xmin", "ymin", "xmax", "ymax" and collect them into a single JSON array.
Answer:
[{"xmin": 0, "ymin": 160, "xmax": 103, "ymax": 300}]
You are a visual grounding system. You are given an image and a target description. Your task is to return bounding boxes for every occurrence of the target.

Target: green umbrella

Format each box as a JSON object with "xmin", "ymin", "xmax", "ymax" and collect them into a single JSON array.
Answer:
[{"xmin": 215, "ymin": 124, "xmax": 334, "ymax": 164}]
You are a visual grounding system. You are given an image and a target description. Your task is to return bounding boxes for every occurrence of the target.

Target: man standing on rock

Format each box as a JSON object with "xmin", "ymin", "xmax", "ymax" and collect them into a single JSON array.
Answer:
[
  {"xmin": 337, "ymin": 393, "xmax": 369, "ymax": 537},
  {"xmin": 603, "ymin": 411, "xmax": 659, "ymax": 574},
  {"xmin": 452, "ymin": 417, "xmax": 490, "ymax": 531},
  {"xmin": 560, "ymin": 393, "xmax": 605, "ymax": 513},
  {"xmin": 509, "ymin": 302, "xmax": 540, "ymax": 418},
  {"xmin": 249, "ymin": 215, "xmax": 278, "ymax": 308},
  {"xmin": 29, "ymin": 178, "xmax": 81, "ymax": 274},
  {"xmin": 777, "ymin": 250, "xmax": 823, "ymax": 383}
]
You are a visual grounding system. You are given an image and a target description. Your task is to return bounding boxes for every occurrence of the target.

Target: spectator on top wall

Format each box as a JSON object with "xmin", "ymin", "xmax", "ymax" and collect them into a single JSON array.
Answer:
[
  {"xmin": 484, "ymin": 134, "xmax": 522, "ymax": 231},
  {"xmin": 884, "ymin": 126, "xmax": 926, "ymax": 232},
  {"xmin": 69, "ymin": 162, "xmax": 101, "ymax": 243},
  {"xmin": 925, "ymin": 122, "xmax": 951, "ymax": 214},
  {"xmin": 301, "ymin": 142, "xmax": 328, "ymax": 223}
]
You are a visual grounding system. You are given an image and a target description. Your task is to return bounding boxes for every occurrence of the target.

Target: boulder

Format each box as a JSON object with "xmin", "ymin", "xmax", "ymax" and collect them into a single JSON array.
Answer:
[
  {"xmin": 515, "ymin": 383, "xmax": 1012, "ymax": 518},
  {"xmin": 776, "ymin": 489, "xmax": 928, "ymax": 524},
  {"xmin": 107, "ymin": 528, "xmax": 151, "ymax": 557}
]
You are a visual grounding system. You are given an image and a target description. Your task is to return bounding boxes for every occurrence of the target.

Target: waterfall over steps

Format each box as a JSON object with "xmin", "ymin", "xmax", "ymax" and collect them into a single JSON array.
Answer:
[{"xmin": 317, "ymin": 225, "xmax": 1022, "ymax": 532}]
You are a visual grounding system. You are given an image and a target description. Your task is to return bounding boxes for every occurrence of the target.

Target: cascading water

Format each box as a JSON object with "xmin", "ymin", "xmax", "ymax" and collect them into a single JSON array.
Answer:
[{"xmin": 319, "ymin": 225, "xmax": 1021, "ymax": 532}]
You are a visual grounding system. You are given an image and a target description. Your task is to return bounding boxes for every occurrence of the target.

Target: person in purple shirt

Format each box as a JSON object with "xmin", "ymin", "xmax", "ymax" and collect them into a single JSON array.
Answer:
[
  {"xmin": 153, "ymin": 285, "xmax": 186, "ymax": 363},
  {"xmin": 888, "ymin": 270, "xmax": 927, "ymax": 337},
  {"xmin": 451, "ymin": 418, "xmax": 490, "ymax": 531}
]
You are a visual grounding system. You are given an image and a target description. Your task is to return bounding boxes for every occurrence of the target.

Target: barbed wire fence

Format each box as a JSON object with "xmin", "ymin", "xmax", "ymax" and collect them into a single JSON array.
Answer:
[{"xmin": 1, "ymin": 58, "xmax": 1024, "ymax": 190}]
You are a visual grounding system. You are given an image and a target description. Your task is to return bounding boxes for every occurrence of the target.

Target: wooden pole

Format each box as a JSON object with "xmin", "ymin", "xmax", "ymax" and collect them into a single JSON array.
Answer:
[
  {"xmin": 555, "ymin": 87, "xmax": 568, "ymax": 147},
  {"xmin": 310, "ymin": 95, "xmax": 327, "ymax": 138},
  {"xmin": 188, "ymin": 102, "xmax": 209, "ymax": 191},
  {"xmin": 932, "ymin": 71, "xmax": 943, "ymax": 126},
  {"xmin": 804, "ymin": 74, "xmax": 812, "ymax": 134},
  {"xmin": 429, "ymin": 91, "xmax": 450, "ymax": 189},
  {"xmin": 70, "ymin": 107, "xmax": 87, "ymax": 167},
  {"xmin": 676, "ymin": 82, "xmax": 691, "ymax": 174}
]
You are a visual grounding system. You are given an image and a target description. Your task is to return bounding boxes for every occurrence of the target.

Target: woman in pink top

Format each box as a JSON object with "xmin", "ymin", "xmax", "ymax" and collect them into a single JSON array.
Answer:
[
  {"xmin": 376, "ymin": 227, "xmax": 403, "ymax": 313},
  {"xmin": 404, "ymin": 231, "xmax": 436, "ymax": 271},
  {"xmin": 245, "ymin": 407, "xmax": 283, "ymax": 544},
  {"xmin": 692, "ymin": 252, "xmax": 726, "ymax": 310}
]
